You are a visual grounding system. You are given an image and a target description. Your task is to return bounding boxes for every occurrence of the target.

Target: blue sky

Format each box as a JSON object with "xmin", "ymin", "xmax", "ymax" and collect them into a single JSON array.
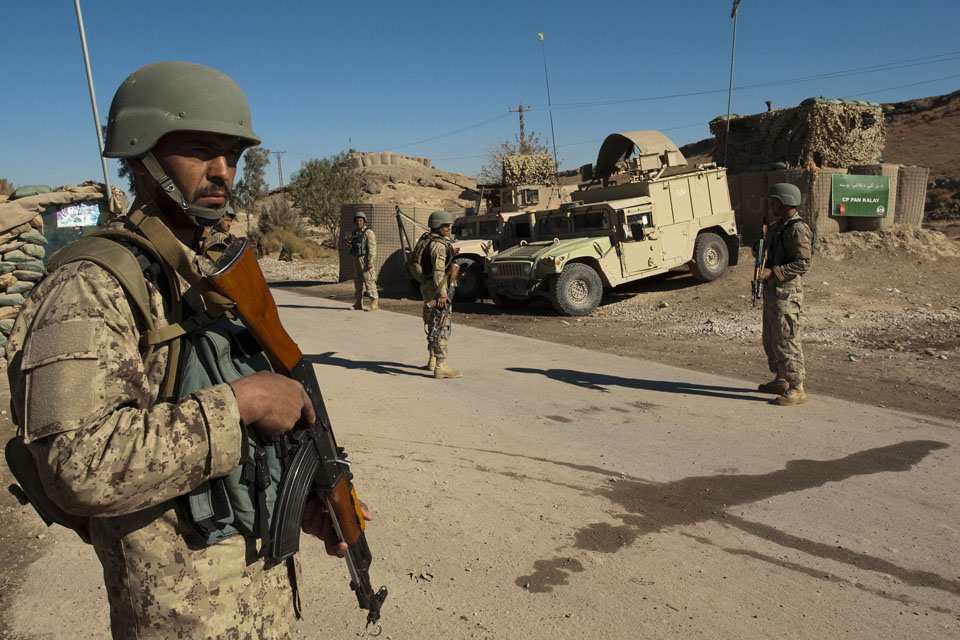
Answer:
[{"xmin": 2, "ymin": 0, "xmax": 958, "ymax": 192}]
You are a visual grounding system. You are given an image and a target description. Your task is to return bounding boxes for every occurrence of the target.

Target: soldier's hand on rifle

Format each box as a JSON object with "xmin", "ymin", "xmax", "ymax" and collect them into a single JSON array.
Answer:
[
  {"xmin": 760, "ymin": 267, "xmax": 773, "ymax": 282},
  {"xmin": 230, "ymin": 371, "xmax": 316, "ymax": 436},
  {"xmin": 301, "ymin": 491, "xmax": 372, "ymax": 557},
  {"xmin": 436, "ymin": 295, "xmax": 450, "ymax": 310}
]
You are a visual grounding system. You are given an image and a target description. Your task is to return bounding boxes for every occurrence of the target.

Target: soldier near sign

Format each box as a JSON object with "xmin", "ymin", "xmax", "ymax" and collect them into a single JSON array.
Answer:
[{"xmin": 756, "ymin": 183, "xmax": 814, "ymax": 406}]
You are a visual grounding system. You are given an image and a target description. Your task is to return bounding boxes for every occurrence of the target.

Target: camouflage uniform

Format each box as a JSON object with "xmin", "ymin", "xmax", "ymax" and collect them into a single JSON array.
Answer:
[
  {"xmin": 420, "ymin": 233, "xmax": 454, "ymax": 359},
  {"xmin": 6, "ymin": 213, "xmax": 297, "ymax": 639},
  {"xmin": 762, "ymin": 212, "xmax": 813, "ymax": 386},
  {"xmin": 348, "ymin": 227, "xmax": 378, "ymax": 307}
]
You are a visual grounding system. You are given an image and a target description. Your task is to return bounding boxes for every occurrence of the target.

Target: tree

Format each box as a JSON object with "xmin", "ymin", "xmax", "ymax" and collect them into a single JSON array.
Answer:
[
  {"xmin": 0, "ymin": 178, "xmax": 14, "ymax": 196},
  {"xmin": 233, "ymin": 146, "xmax": 270, "ymax": 208},
  {"xmin": 288, "ymin": 152, "xmax": 364, "ymax": 239},
  {"xmin": 477, "ymin": 129, "xmax": 552, "ymax": 184}
]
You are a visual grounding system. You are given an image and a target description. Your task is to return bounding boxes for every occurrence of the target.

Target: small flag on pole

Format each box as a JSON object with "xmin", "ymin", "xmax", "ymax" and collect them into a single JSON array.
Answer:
[{"xmin": 538, "ymin": 31, "xmax": 544, "ymax": 41}]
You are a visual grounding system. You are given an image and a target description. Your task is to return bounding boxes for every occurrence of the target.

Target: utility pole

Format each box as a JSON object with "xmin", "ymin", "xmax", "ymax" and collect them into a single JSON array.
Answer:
[
  {"xmin": 724, "ymin": 0, "xmax": 744, "ymax": 168},
  {"xmin": 73, "ymin": 0, "xmax": 113, "ymax": 214},
  {"xmin": 538, "ymin": 31, "xmax": 561, "ymax": 198},
  {"xmin": 273, "ymin": 150, "xmax": 286, "ymax": 190},
  {"xmin": 509, "ymin": 104, "xmax": 530, "ymax": 150}
]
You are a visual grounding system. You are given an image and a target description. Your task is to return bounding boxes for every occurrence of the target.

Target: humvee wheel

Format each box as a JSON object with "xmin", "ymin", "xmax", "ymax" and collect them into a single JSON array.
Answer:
[
  {"xmin": 690, "ymin": 232, "xmax": 729, "ymax": 282},
  {"xmin": 453, "ymin": 257, "xmax": 484, "ymax": 302},
  {"xmin": 490, "ymin": 288, "xmax": 531, "ymax": 310},
  {"xmin": 550, "ymin": 263, "xmax": 602, "ymax": 316}
]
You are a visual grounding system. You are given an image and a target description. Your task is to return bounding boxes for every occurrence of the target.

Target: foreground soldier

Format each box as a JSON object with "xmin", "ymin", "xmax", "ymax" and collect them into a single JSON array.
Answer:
[
  {"xmin": 420, "ymin": 211, "xmax": 461, "ymax": 378},
  {"xmin": 757, "ymin": 183, "xmax": 813, "ymax": 406},
  {"xmin": 344, "ymin": 211, "xmax": 378, "ymax": 310},
  {"xmin": 5, "ymin": 62, "xmax": 356, "ymax": 639}
]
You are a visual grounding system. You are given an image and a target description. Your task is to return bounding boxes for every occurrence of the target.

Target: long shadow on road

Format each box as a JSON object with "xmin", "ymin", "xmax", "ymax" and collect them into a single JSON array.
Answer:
[
  {"xmin": 306, "ymin": 351, "xmax": 431, "ymax": 378},
  {"xmin": 510, "ymin": 439, "xmax": 957, "ymax": 608},
  {"xmin": 508, "ymin": 366, "xmax": 767, "ymax": 402}
]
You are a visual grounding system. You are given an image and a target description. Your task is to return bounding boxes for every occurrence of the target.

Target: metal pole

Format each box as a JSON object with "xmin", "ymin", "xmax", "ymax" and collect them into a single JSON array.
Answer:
[
  {"xmin": 539, "ymin": 33, "xmax": 561, "ymax": 194},
  {"xmin": 74, "ymin": 0, "xmax": 113, "ymax": 201},
  {"xmin": 723, "ymin": 1, "xmax": 742, "ymax": 168}
]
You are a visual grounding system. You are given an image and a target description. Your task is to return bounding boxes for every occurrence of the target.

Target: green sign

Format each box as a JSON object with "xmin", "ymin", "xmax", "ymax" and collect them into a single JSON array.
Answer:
[{"xmin": 831, "ymin": 174, "xmax": 890, "ymax": 217}]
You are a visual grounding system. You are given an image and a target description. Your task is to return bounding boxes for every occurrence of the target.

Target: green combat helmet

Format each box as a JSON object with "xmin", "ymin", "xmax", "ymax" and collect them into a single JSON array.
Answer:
[
  {"xmin": 428, "ymin": 210, "xmax": 454, "ymax": 229},
  {"xmin": 768, "ymin": 183, "xmax": 802, "ymax": 207},
  {"xmin": 354, "ymin": 211, "xmax": 367, "ymax": 221},
  {"xmin": 103, "ymin": 61, "xmax": 261, "ymax": 226}
]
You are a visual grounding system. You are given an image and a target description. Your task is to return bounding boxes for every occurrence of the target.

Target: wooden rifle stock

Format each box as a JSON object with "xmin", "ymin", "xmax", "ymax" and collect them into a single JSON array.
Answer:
[{"xmin": 207, "ymin": 240, "xmax": 386, "ymax": 632}]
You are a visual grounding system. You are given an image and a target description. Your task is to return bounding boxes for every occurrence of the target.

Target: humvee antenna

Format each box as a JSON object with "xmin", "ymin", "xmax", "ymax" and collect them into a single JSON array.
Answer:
[{"xmin": 538, "ymin": 31, "xmax": 561, "ymax": 198}]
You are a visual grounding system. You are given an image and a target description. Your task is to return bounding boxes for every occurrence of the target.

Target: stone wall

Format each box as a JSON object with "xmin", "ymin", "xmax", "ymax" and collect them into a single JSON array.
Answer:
[{"xmin": 346, "ymin": 152, "xmax": 432, "ymax": 169}]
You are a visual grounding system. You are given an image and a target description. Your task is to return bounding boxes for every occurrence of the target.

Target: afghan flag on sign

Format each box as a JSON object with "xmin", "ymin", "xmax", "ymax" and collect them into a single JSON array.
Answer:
[{"xmin": 538, "ymin": 31, "xmax": 543, "ymax": 41}]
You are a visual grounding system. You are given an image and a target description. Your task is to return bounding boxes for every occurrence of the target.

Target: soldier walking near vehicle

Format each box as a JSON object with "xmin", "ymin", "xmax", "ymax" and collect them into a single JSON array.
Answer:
[
  {"xmin": 757, "ymin": 183, "xmax": 814, "ymax": 406},
  {"xmin": 420, "ymin": 210, "xmax": 461, "ymax": 378},
  {"xmin": 344, "ymin": 211, "xmax": 378, "ymax": 310}
]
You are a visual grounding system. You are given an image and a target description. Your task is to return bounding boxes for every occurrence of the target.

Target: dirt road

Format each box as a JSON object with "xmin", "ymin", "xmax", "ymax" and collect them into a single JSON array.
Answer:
[{"xmin": 2, "ymin": 288, "xmax": 958, "ymax": 639}]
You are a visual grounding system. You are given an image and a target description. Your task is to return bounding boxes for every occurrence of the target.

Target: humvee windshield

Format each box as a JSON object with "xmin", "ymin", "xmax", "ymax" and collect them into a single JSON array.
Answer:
[
  {"xmin": 536, "ymin": 207, "xmax": 610, "ymax": 238},
  {"xmin": 454, "ymin": 218, "xmax": 501, "ymax": 239}
]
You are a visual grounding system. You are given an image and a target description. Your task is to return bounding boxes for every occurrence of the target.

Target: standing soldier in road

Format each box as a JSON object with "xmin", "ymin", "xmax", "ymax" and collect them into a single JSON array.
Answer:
[
  {"xmin": 344, "ymin": 211, "xmax": 378, "ymax": 310},
  {"xmin": 420, "ymin": 210, "xmax": 461, "ymax": 379},
  {"xmin": 757, "ymin": 183, "xmax": 814, "ymax": 406},
  {"xmin": 4, "ymin": 61, "xmax": 356, "ymax": 639}
]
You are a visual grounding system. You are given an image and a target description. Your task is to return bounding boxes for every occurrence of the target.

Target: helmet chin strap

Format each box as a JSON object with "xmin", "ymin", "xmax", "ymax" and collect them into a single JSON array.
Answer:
[{"xmin": 140, "ymin": 152, "xmax": 226, "ymax": 227}]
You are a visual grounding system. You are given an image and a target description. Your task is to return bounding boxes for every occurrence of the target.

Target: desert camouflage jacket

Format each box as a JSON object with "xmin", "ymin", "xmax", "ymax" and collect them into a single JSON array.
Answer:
[
  {"xmin": 765, "ymin": 213, "xmax": 813, "ymax": 285},
  {"xmin": 5, "ymin": 212, "xmax": 295, "ymax": 639}
]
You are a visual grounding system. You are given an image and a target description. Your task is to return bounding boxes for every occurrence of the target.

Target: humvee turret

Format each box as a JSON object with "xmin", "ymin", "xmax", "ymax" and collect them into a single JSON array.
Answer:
[{"xmin": 486, "ymin": 131, "xmax": 740, "ymax": 316}]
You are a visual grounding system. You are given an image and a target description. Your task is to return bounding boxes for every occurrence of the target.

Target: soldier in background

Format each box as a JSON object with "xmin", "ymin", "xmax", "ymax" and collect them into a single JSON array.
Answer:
[
  {"xmin": 210, "ymin": 205, "xmax": 237, "ymax": 244},
  {"xmin": 757, "ymin": 183, "xmax": 814, "ymax": 406},
  {"xmin": 343, "ymin": 211, "xmax": 378, "ymax": 310},
  {"xmin": 420, "ymin": 210, "xmax": 461, "ymax": 379}
]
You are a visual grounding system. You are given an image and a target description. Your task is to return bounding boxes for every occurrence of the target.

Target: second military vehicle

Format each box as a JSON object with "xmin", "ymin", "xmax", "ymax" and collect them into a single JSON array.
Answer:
[{"xmin": 486, "ymin": 131, "xmax": 740, "ymax": 316}]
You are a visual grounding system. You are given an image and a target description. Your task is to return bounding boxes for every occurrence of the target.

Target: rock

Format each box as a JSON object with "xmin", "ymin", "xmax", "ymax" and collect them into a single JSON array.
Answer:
[{"xmin": 848, "ymin": 353, "xmax": 861, "ymax": 362}]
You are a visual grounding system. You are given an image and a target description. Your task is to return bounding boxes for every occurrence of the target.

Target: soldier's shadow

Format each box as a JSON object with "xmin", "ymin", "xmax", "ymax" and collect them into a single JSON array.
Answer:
[
  {"xmin": 306, "ymin": 351, "xmax": 431, "ymax": 378},
  {"xmin": 507, "ymin": 366, "xmax": 766, "ymax": 402}
]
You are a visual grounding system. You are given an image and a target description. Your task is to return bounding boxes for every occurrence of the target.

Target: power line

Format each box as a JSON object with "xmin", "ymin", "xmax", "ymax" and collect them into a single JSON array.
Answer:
[
  {"xmin": 525, "ymin": 50, "xmax": 960, "ymax": 112},
  {"xmin": 382, "ymin": 112, "xmax": 512, "ymax": 152},
  {"xmin": 842, "ymin": 73, "xmax": 960, "ymax": 99}
]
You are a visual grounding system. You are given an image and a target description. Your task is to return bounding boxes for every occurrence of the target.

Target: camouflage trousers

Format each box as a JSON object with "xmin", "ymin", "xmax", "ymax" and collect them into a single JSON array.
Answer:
[
  {"xmin": 90, "ymin": 504, "xmax": 298, "ymax": 640},
  {"xmin": 762, "ymin": 280, "xmax": 805, "ymax": 385},
  {"xmin": 353, "ymin": 257, "xmax": 378, "ymax": 303},
  {"xmin": 421, "ymin": 284, "xmax": 451, "ymax": 359}
]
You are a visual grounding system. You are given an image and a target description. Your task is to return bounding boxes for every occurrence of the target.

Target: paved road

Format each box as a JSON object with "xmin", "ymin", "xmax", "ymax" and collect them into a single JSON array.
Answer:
[{"xmin": 7, "ymin": 288, "xmax": 960, "ymax": 638}]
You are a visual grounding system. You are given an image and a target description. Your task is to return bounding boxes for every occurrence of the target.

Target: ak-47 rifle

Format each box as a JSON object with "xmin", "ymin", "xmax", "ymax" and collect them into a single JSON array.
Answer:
[
  {"xmin": 751, "ymin": 224, "xmax": 768, "ymax": 307},
  {"xmin": 426, "ymin": 263, "xmax": 460, "ymax": 346},
  {"xmin": 208, "ymin": 240, "xmax": 387, "ymax": 635}
]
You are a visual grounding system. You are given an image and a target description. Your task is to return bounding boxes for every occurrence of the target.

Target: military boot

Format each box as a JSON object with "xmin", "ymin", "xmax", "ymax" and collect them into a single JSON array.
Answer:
[
  {"xmin": 425, "ymin": 354, "xmax": 437, "ymax": 371},
  {"xmin": 757, "ymin": 377, "xmax": 789, "ymax": 394},
  {"xmin": 433, "ymin": 359, "xmax": 462, "ymax": 379},
  {"xmin": 368, "ymin": 299, "xmax": 379, "ymax": 311},
  {"xmin": 774, "ymin": 385, "xmax": 806, "ymax": 406},
  {"xmin": 352, "ymin": 295, "xmax": 363, "ymax": 310}
]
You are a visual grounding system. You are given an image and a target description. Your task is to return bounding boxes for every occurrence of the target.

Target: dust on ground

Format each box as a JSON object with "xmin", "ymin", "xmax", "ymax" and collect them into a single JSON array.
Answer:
[{"xmin": 272, "ymin": 223, "xmax": 960, "ymax": 423}]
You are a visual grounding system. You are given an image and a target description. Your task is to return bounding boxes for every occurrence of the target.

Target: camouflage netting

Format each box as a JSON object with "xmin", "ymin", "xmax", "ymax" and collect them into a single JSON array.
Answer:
[
  {"xmin": 711, "ymin": 101, "xmax": 885, "ymax": 170},
  {"xmin": 502, "ymin": 153, "xmax": 557, "ymax": 186}
]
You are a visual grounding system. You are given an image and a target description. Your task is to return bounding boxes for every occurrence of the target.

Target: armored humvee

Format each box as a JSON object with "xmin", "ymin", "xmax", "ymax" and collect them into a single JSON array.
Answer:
[
  {"xmin": 449, "ymin": 183, "xmax": 566, "ymax": 301},
  {"xmin": 486, "ymin": 131, "xmax": 740, "ymax": 316}
]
